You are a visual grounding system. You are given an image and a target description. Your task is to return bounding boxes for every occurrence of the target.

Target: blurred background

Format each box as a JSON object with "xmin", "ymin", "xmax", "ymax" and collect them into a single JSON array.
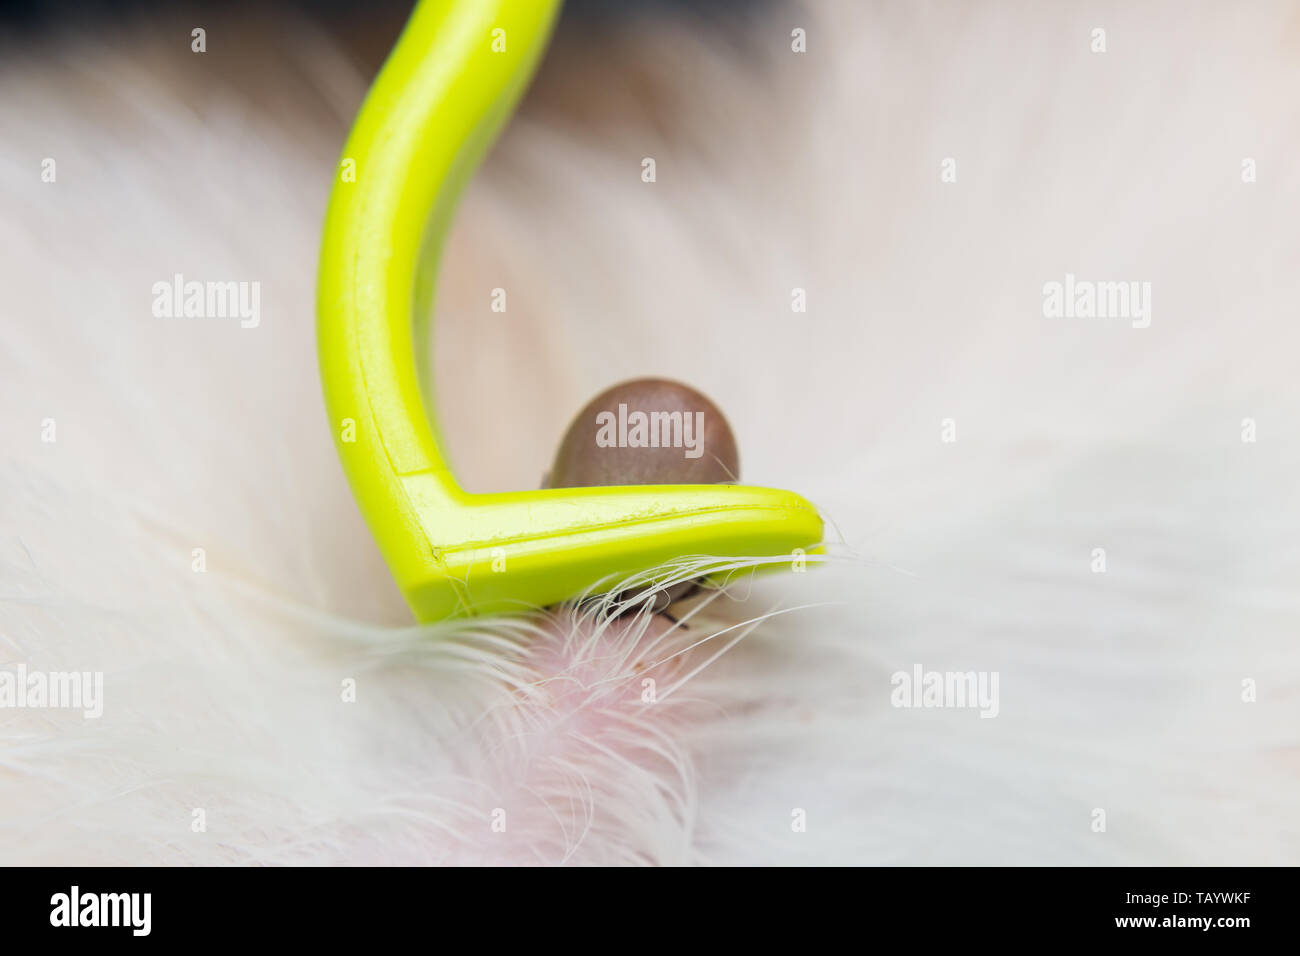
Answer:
[{"xmin": 2, "ymin": 0, "xmax": 1298, "ymax": 864}]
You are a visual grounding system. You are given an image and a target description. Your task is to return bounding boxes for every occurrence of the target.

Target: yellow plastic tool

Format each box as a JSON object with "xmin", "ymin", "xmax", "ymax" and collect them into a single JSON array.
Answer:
[{"xmin": 317, "ymin": 0, "xmax": 823, "ymax": 621}]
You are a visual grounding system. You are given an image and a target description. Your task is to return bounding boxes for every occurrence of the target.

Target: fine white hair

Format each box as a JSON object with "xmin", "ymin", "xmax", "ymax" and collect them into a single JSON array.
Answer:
[{"xmin": 1, "ymin": 0, "xmax": 1297, "ymax": 864}]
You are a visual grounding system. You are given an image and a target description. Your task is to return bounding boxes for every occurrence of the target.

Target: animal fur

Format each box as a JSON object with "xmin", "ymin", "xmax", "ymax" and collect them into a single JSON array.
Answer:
[{"xmin": 1, "ymin": 0, "xmax": 1298, "ymax": 864}]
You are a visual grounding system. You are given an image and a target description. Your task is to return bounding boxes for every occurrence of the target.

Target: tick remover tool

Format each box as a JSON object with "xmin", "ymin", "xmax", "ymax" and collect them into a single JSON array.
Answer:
[{"xmin": 317, "ymin": 0, "xmax": 823, "ymax": 621}]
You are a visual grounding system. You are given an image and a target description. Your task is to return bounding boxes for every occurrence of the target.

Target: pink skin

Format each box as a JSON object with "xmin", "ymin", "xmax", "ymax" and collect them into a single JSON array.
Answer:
[{"xmin": 439, "ymin": 605, "xmax": 720, "ymax": 865}]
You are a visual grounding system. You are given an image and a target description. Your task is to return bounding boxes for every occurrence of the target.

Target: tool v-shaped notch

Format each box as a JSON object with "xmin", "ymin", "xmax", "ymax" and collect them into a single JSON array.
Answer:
[{"xmin": 317, "ymin": 0, "xmax": 823, "ymax": 621}]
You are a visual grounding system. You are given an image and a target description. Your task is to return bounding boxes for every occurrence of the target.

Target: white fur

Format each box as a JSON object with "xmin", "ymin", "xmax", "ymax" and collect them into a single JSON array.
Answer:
[{"xmin": 1, "ymin": 1, "xmax": 1298, "ymax": 864}]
